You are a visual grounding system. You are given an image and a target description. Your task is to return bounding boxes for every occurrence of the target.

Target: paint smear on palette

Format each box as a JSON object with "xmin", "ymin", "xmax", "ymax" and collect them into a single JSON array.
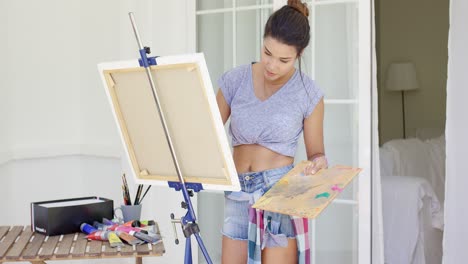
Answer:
[
  {"xmin": 315, "ymin": 192, "xmax": 330, "ymax": 199},
  {"xmin": 331, "ymin": 184, "xmax": 344, "ymax": 192},
  {"xmin": 252, "ymin": 161, "xmax": 362, "ymax": 218}
]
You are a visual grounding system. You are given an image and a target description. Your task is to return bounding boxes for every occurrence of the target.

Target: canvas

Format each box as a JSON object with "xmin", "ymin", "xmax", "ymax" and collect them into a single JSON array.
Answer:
[{"xmin": 98, "ymin": 53, "xmax": 240, "ymax": 191}]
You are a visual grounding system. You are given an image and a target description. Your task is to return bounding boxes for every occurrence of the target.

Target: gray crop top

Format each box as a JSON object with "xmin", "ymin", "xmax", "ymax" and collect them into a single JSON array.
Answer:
[{"xmin": 218, "ymin": 64, "xmax": 324, "ymax": 157}]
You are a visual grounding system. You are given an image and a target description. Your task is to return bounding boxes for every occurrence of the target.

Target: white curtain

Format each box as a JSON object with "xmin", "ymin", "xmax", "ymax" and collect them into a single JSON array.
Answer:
[
  {"xmin": 442, "ymin": 0, "xmax": 468, "ymax": 263},
  {"xmin": 372, "ymin": 0, "xmax": 385, "ymax": 261}
]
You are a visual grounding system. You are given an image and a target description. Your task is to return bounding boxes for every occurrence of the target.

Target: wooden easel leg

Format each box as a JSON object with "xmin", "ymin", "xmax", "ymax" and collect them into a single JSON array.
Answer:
[{"xmin": 136, "ymin": 256, "xmax": 143, "ymax": 264}]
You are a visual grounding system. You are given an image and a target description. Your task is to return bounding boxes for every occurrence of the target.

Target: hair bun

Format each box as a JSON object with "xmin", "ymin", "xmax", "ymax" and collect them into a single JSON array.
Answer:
[{"xmin": 287, "ymin": 0, "xmax": 309, "ymax": 17}]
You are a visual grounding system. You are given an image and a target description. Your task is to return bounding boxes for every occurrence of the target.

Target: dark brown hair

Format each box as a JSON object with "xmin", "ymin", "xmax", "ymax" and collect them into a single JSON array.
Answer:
[
  {"xmin": 263, "ymin": 0, "xmax": 311, "ymax": 89},
  {"xmin": 263, "ymin": 0, "xmax": 310, "ymax": 56}
]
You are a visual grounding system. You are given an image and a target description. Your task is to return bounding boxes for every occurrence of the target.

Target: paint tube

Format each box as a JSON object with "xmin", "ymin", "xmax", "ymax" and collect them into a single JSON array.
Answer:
[
  {"xmin": 116, "ymin": 231, "xmax": 145, "ymax": 245},
  {"xmin": 86, "ymin": 231, "xmax": 110, "ymax": 241},
  {"xmin": 108, "ymin": 232, "xmax": 124, "ymax": 247},
  {"xmin": 129, "ymin": 230, "xmax": 161, "ymax": 244},
  {"xmin": 103, "ymin": 217, "xmax": 121, "ymax": 225},
  {"xmin": 123, "ymin": 220, "xmax": 156, "ymax": 228},
  {"xmin": 139, "ymin": 220, "xmax": 158, "ymax": 233},
  {"xmin": 148, "ymin": 232, "xmax": 162, "ymax": 241},
  {"xmin": 121, "ymin": 220, "xmax": 158, "ymax": 234},
  {"xmin": 113, "ymin": 225, "xmax": 146, "ymax": 234},
  {"xmin": 94, "ymin": 221, "xmax": 117, "ymax": 231},
  {"xmin": 80, "ymin": 223, "xmax": 98, "ymax": 235},
  {"xmin": 123, "ymin": 220, "xmax": 141, "ymax": 227},
  {"xmin": 102, "ymin": 218, "xmax": 115, "ymax": 225},
  {"xmin": 140, "ymin": 220, "xmax": 155, "ymax": 226},
  {"xmin": 93, "ymin": 221, "xmax": 108, "ymax": 230},
  {"xmin": 139, "ymin": 224, "xmax": 158, "ymax": 234},
  {"xmin": 139, "ymin": 226, "xmax": 154, "ymax": 234}
]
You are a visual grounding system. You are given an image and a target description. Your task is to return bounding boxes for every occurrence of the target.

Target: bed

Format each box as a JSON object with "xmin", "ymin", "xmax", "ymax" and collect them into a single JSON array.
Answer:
[{"xmin": 380, "ymin": 134, "xmax": 445, "ymax": 264}]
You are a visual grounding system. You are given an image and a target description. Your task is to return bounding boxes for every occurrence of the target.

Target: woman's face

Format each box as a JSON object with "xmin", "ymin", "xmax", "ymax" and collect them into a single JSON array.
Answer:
[{"xmin": 260, "ymin": 36, "xmax": 298, "ymax": 82}]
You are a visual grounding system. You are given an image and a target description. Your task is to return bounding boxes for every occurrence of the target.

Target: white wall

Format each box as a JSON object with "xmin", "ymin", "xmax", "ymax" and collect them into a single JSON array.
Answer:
[
  {"xmin": 443, "ymin": 0, "xmax": 468, "ymax": 263},
  {"xmin": 0, "ymin": 0, "xmax": 9, "ymax": 164},
  {"xmin": 1, "ymin": 1, "xmax": 195, "ymax": 263},
  {"xmin": 376, "ymin": 0, "xmax": 449, "ymax": 143}
]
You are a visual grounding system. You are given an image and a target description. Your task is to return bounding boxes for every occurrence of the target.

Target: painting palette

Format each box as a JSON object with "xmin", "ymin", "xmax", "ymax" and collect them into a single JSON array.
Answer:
[{"xmin": 252, "ymin": 161, "xmax": 361, "ymax": 218}]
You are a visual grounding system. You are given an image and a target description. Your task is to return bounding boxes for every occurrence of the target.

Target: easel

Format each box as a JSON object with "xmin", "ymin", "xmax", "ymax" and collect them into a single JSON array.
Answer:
[{"xmin": 128, "ymin": 12, "xmax": 213, "ymax": 264}]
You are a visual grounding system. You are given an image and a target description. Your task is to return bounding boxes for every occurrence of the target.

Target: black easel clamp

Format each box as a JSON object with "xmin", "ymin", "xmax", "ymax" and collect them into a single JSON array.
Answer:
[{"xmin": 183, "ymin": 222, "xmax": 200, "ymax": 238}]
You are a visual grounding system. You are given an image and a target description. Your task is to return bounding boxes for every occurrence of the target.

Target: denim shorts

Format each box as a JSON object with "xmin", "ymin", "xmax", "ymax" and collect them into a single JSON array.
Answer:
[{"xmin": 221, "ymin": 164, "xmax": 295, "ymax": 241}]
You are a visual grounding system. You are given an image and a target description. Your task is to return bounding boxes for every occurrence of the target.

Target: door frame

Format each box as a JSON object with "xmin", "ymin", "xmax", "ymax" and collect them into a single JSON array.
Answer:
[{"xmin": 188, "ymin": 0, "xmax": 373, "ymax": 263}]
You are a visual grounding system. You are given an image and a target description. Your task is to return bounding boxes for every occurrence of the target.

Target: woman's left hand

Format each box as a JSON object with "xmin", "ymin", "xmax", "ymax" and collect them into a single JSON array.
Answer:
[{"xmin": 304, "ymin": 155, "xmax": 328, "ymax": 175}]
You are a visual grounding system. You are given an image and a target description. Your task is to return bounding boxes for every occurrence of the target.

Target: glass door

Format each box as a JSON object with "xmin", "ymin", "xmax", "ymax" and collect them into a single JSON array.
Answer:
[{"xmin": 195, "ymin": 0, "xmax": 371, "ymax": 263}]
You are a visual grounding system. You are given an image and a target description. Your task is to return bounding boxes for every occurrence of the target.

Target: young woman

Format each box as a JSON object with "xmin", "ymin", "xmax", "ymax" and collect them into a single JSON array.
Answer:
[{"xmin": 216, "ymin": 1, "xmax": 327, "ymax": 263}]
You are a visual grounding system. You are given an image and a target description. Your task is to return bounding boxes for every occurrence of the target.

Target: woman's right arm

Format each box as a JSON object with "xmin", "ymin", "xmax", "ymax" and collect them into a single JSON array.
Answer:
[{"xmin": 216, "ymin": 89, "xmax": 231, "ymax": 125}]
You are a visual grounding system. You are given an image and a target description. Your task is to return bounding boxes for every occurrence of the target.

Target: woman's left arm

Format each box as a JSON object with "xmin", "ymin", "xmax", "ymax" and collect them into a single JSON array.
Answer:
[{"xmin": 303, "ymin": 98, "xmax": 327, "ymax": 175}]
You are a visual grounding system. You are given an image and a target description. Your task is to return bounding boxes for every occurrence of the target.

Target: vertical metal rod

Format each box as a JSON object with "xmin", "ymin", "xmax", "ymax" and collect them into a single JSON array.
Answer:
[
  {"xmin": 129, "ymin": 13, "xmax": 144, "ymax": 51},
  {"xmin": 401, "ymin": 90, "xmax": 406, "ymax": 138},
  {"xmin": 185, "ymin": 236, "xmax": 193, "ymax": 264},
  {"xmin": 128, "ymin": 12, "xmax": 196, "ymax": 221}
]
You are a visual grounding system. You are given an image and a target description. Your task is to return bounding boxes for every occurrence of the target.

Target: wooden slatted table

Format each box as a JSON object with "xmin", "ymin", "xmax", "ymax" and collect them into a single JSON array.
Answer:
[{"xmin": 0, "ymin": 226, "xmax": 165, "ymax": 264}]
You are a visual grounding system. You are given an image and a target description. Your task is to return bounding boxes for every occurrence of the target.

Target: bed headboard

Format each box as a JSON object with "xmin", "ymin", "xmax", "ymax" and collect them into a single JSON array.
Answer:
[
  {"xmin": 379, "ymin": 135, "xmax": 446, "ymax": 202},
  {"xmin": 415, "ymin": 127, "xmax": 445, "ymax": 140}
]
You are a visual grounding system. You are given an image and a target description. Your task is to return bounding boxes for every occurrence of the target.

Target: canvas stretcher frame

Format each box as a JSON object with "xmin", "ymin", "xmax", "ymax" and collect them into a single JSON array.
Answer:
[{"xmin": 98, "ymin": 53, "xmax": 240, "ymax": 192}]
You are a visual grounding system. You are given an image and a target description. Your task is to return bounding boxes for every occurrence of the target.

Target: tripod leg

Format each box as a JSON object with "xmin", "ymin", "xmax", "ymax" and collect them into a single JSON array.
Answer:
[
  {"xmin": 185, "ymin": 236, "xmax": 192, "ymax": 264},
  {"xmin": 194, "ymin": 233, "xmax": 213, "ymax": 264}
]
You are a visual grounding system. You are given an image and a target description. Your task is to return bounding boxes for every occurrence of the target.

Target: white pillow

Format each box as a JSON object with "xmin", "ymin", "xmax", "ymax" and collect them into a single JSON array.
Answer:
[
  {"xmin": 381, "ymin": 136, "xmax": 446, "ymax": 202},
  {"xmin": 382, "ymin": 138, "xmax": 432, "ymax": 178},
  {"xmin": 415, "ymin": 127, "xmax": 444, "ymax": 140}
]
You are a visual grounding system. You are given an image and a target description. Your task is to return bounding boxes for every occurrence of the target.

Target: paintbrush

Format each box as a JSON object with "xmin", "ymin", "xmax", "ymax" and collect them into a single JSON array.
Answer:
[{"xmin": 138, "ymin": 186, "xmax": 152, "ymax": 205}]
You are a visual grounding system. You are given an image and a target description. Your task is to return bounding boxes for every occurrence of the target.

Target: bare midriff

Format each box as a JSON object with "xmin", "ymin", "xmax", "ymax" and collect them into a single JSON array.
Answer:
[{"xmin": 233, "ymin": 144, "xmax": 294, "ymax": 173}]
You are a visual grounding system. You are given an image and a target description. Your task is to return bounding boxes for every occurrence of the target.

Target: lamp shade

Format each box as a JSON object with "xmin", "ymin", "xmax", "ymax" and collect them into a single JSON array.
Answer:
[{"xmin": 385, "ymin": 62, "xmax": 419, "ymax": 91}]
